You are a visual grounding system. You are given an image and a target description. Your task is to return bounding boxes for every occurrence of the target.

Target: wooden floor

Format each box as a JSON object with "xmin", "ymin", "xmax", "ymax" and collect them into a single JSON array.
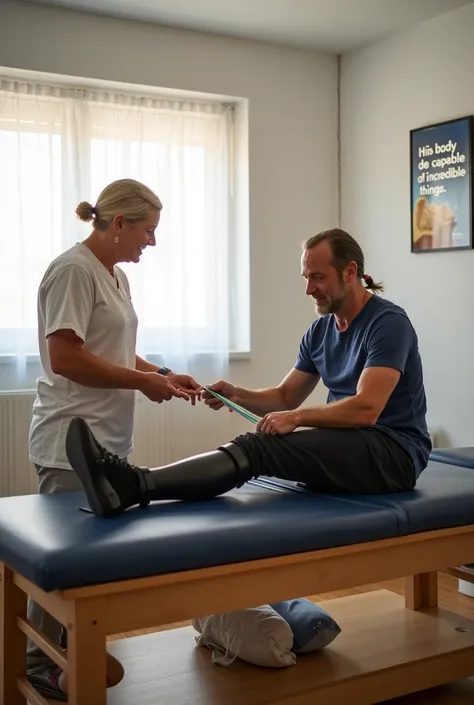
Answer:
[{"xmin": 106, "ymin": 573, "xmax": 474, "ymax": 704}]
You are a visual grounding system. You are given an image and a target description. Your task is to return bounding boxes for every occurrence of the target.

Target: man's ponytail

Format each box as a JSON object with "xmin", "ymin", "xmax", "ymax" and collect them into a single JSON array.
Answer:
[{"xmin": 362, "ymin": 274, "xmax": 384, "ymax": 294}]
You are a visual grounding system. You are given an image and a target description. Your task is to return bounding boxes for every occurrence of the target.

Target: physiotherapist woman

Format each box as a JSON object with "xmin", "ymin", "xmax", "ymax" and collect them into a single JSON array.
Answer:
[{"xmin": 27, "ymin": 177, "xmax": 200, "ymax": 701}]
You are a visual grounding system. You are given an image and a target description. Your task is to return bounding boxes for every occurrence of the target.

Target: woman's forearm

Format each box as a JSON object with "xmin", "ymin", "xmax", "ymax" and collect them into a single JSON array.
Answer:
[
  {"xmin": 50, "ymin": 345, "xmax": 146, "ymax": 390},
  {"xmin": 135, "ymin": 355, "xmax": 161, "ymax": 373}
]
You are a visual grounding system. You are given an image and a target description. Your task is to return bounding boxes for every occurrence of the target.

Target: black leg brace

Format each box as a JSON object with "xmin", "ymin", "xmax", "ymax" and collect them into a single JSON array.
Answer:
[{"xmin": 138, "ymin": 442, "xmax": 253, "ymax": 505}]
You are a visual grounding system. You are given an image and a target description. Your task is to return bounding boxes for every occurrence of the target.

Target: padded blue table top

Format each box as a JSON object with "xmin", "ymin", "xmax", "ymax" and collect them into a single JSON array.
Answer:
[
  {"xmin": 430, "ymin": 446, "xmax": 474, "ymax": 468},
  {"xmin": 0, "ymin": 461, "xmax": 473, "ymax": 592}
]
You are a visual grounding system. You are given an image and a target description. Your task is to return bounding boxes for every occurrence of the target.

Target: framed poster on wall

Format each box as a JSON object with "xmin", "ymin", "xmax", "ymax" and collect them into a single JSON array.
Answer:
[{"xmin": 410, "ymin": 115, "xmax": 473, "ymax": 252}]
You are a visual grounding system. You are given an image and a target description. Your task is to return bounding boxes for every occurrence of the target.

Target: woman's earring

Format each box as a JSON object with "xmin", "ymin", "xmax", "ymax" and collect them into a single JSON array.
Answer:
[{"xmin": 114, "ymin": 236, "xmax": 120, "ymax": 244}]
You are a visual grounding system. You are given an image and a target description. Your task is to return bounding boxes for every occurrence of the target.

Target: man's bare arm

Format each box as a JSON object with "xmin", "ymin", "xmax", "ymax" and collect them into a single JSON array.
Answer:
[
  {"xmin": 293, "ymin": 366, "xmax": 400, "ymax": 428},
  {"xmin": 233, "ymin": 368, "xmax": 321, "ymax": 416}
]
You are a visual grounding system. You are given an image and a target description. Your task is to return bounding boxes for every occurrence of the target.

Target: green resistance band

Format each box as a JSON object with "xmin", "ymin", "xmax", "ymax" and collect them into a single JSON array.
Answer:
[{"xmin": 201, "ymin": 386, "xmax": 260, "ymax": 425}]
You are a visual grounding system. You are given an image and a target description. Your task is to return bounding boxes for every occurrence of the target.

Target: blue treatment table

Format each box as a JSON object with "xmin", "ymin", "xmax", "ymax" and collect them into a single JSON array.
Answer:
[
  {"xmin": 2, "ymin": 460, "xmax": 474, "ymax": 705},
  {"xmin": 430, "ymin": 446, "xmax": 474, "ymax": 468},
  {"xmin": 429, "ymin": 445, "xmax": 474, "ymax": 584}
]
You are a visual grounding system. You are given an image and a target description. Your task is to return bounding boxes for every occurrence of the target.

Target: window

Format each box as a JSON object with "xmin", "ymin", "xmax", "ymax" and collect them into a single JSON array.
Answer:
[{"xmin": 0, "ymin": 77, "xmax": 249, "ymax": 391}]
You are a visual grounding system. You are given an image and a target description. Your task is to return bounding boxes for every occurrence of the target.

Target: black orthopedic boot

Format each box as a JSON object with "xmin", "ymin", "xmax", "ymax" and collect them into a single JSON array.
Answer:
[{"xmin": 65, "ymin": 417, "xmax": 252, "ymax": 518}]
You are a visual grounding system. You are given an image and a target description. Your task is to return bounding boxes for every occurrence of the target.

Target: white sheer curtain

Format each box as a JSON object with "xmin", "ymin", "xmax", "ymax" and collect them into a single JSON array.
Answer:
[{"xmin": 0, "ymin": 79, "xmax": 233, "ymax": 391}]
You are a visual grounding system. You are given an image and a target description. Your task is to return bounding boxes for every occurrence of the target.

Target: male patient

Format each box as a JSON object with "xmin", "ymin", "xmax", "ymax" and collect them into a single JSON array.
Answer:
[{"xmin": 65, "ymin": 228, "xmax": 431, "ymax": 517}]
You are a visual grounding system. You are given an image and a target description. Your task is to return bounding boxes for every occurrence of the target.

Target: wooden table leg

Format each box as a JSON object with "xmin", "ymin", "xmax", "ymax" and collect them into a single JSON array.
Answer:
[
  {"xmin": 405, "ymin": 571, "xmax": 438, "ymax": 610},
  {"xmin": 66, "ymin": 598, "xmax": 107, "ymax": 705},
  {"xmin": 0, "ymin": 564, "xmax": 27, "ymax": 705}
]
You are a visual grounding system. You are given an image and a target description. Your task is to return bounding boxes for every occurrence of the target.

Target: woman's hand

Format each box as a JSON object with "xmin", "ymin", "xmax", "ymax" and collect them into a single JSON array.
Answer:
[
  {"xmin": 138, "ymin": 372, "xmax": 190, "ymax": 403},
  {"xmin": 167, "ymin": 373, "xmax": 202, "ymax": 405},
  {"xmin": 257, "ymin": 411, "xmax": 298, "ymax": 435}
]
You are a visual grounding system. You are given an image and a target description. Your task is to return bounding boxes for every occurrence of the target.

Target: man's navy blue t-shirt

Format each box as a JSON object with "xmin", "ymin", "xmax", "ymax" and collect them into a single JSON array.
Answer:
[{"xmin": 294, "ymin": 295, "xmax": 431, "ymax": 478}]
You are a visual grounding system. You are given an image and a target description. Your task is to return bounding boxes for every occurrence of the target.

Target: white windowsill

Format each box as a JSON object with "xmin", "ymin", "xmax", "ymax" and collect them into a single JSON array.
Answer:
[{"xmin": 0, "ymin": 351, "xmax": 250, "ymax": 365}]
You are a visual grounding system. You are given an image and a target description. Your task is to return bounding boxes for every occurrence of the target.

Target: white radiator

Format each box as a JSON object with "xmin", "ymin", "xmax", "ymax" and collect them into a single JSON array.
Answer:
[
  {"xmin": 0, "ymin": 392, "xmax": 249, "ymax": 497},
  {"xmin": 0, "ymin": 393, "xmax": 37, "ymax": 496}
]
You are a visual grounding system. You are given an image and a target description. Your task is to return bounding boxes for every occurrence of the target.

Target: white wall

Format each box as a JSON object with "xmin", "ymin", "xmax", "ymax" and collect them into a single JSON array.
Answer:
[
  {"xmin": 0, "ymin": 0, "xmax": 338, "ymax": 401},
  {"xmin": 341, "ymin": 3, "xmax": 474, "ymax": 448}
]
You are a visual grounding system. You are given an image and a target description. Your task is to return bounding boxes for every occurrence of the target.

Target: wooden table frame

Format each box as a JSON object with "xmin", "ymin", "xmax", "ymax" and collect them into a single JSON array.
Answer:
[{"xmin": 2, "ymin": 522, "xmax": 474, "ymax": 705}]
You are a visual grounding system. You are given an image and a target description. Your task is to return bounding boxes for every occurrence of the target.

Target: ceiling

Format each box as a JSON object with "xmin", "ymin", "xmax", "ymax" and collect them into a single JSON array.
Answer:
[{"xmin": 27, "ymin": 0, "xmax": 473, "ymax": 52}]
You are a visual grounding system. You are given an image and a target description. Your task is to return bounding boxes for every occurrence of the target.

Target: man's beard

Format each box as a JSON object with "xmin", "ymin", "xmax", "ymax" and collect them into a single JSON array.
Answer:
[{"xmin": 314, "ymin": 286, "xmax": 347, "ymax": 315}]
